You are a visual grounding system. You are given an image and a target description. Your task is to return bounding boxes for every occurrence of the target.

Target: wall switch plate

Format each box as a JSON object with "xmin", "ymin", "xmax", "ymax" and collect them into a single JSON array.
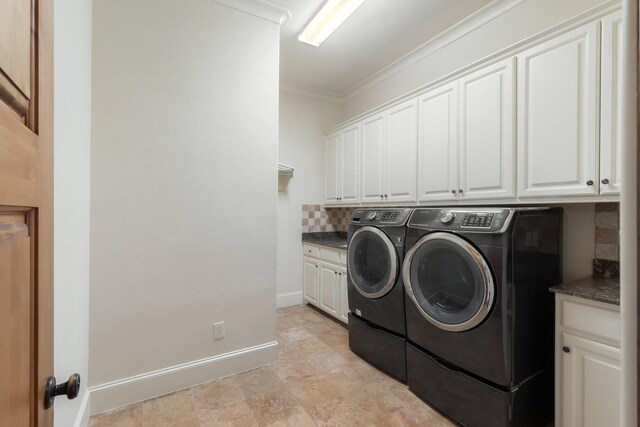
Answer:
[{"xmin": 213, "ymin": 321, "xmax": 225, "ymax": 340}]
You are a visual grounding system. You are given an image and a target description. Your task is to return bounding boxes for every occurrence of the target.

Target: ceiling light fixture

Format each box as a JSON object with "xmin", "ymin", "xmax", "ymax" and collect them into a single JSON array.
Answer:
[{"xmin": 298, "ymin": 0, "xmax": 366, "ymax": 47}]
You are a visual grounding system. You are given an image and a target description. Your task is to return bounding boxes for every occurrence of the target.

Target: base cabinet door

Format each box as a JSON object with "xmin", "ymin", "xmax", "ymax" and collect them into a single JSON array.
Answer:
[
  {"xmin": 303, "ymin": 257, "xmax": 319, "ymax": 305},
  {"xmin": 560, "ymin": 332, "xmax": 621, "ymax": 427},
  {"xmin": 319, "ymin": 262, "xmax": 339, "ymax": 317},
  {"xmin": 339, "ymin": 266, "xmax": 349, "ymax": 323}
]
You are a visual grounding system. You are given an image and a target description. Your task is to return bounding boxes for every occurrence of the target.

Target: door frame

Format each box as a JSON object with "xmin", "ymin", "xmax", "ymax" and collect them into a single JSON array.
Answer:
[{"xmin": 619, "ymin": 0, "xmax": 638, "ymax": 425}]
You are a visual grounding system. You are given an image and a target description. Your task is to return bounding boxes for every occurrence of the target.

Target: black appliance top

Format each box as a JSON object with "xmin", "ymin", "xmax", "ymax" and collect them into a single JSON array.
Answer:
[
  {"xmin": 407, "ymin": 207, "xmax": 553, "ymax": 233},
  {"xmin": 349, "ymin": 208, "xmax": 412, "ymax": 226}
]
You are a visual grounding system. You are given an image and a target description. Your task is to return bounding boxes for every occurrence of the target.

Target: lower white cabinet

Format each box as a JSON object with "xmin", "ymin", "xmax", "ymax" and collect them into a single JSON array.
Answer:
[
  {"xmin": 555, "ymin": 294, "xmax": 621, "ymax": 427},
  {"xmin": 302, "ymin": 256, "xmax": 319, "ymax": 305},
  {"xmin": 339, "ymin": 266, "xmax": 348, "ymax": 323},
  {"xmin": 303, "ymin": 243, "xmax": 349, "ymax": 324}
]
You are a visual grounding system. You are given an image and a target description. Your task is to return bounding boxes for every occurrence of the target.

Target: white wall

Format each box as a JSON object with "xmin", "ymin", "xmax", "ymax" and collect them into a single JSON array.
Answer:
[
  {"xmin": 53, "ymin": 0, "xmax": 92, "ymax": 426},
  {"xmin": 90, "ymin": 0, "xmax": 281, "ymax": 413},
  {"xmin": 277, "ymin": 90, "xmax": 342, "ymax": 307},
  {"xmin": 341, "ymin": 0, "xmax": 613, "ymax": 119}
]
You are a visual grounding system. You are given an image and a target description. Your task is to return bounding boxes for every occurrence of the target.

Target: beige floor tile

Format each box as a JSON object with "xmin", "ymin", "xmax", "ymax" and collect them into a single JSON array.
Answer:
[
  {"xmin": 265, "ymin": 410, "xmax": 317, "ymax": 427},
  {"xmin": 235, "ymin": 366, "xmax": 284, "ymax": 399},
  {"xmin": 245, "ymin": 387, "xmax": 303, "ymax": 426},
  {"xmin": 198, "ymin": 399, "xmax": 258, "ymax": 427},
  {"xmin": 90, "ymin": 404, "xmax": 143, "ymax": 427},
  {"xmin": 142, "ymin": 390, "xmax": 197, "ymax": 427},
  {"xmin": 295, "ymin": 335, "xmax": 334, "ymax": 356},
  {"xmin": 307, "ymin": 396, "xmax": 384, "ymax": 427},
  {"xmin": 168, "ymin": 418, "xmax": 200, "ymax": 427},
  {"xmin": 304, "ymin": 347, "xmax": 350, "ymax": 374},
  {"xmin": 278, "ymin": 325, "xmax": 314, "ymax": 343},
  {"xmin": 191, "ymin": 376, "xmax": 245, "ymax": 417}
]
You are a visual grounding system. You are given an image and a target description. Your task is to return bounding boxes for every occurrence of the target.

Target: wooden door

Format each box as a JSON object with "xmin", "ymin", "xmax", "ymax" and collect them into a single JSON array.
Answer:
[
  {"xmin": 600, "ymin": 10, "xmax": 623, "ymax": 195},
  {"xmin": 324, "ymin": 134, "xmax": 340, "ymax": 204},
  {"xmin": 0, "ymin": 1, "xmax": 54, "ymax": 427},
  {"xmin": 340, "ymin": 123, "xmax": 360, "ymax": 204},
  {"xmin": 386, "ymin": 99, "xmax": 417, "ymax": 203},
  {"xmin": 360, "ymin": 114, "xmax": 385, "ymax": 203},
  {"xmin": 517, "ymin": 22, "xmax": 599, "ymax": 198},
  {"xmin": 458, "ymin": 58, "xmax": 515, "ymax": 200},
  {"xmin": 417, "ymin": 82, "xmax": 459, "ymax": 202}
]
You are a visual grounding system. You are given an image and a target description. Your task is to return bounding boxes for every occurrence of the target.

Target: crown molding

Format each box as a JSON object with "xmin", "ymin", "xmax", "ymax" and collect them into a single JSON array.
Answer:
[
  {"xmin": 280, "ymin": 81, "xmax": 342, "ymax": 104},
  {"xmin": 212, "ymin": 0, "xmax": 291, "ymax": 25},
  {"xmin": 340, "ymin": 0, "xmax": 526, "ymax": 101}
]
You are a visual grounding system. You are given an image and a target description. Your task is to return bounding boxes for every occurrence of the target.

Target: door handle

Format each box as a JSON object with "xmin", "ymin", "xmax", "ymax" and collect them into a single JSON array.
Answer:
[{"xmin": 44, "ymin": 373, "xmax": 80, "ymax": 409}]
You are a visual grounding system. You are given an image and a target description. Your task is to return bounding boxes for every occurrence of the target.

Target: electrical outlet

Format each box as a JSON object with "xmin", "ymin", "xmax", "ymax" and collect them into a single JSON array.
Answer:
[{"xmin": 213, "ymin": 321, "xmax": 225, "ymax": 340}]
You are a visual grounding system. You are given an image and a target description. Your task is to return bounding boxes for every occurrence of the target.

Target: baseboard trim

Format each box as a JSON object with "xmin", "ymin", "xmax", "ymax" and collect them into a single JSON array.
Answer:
[
  {"xmin": 73, "ymin": 390, "xmax": 91, "ymax": 427},
  {"xmin": 277, "ymin": 291, "xmax": 303, "ymax": 308},
  {"xmin": 88, "ymin": 341, "xmax": 279, "ymax": 416}
]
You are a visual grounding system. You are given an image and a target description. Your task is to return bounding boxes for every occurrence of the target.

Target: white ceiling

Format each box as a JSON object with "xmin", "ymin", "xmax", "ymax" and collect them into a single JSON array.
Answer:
[{"xmin": 272, "ymin": 0, "xmax": 495, "ymax": 97}]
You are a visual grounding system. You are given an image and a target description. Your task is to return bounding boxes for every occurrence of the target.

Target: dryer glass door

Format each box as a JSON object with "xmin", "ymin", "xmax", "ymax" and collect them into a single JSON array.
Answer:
[
  {"xmin": 403, "ymin": 232, "xmax": 494, "ymax": 332},
  {"xmin": 348, "ymin": 227, "xmax": 398, "ymax": 299}
]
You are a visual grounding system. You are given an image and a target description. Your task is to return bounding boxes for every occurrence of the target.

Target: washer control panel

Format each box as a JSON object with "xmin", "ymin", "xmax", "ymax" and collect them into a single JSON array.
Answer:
[
  {"xmin": 350, "ymin": 208, "xmax": 412, "ymax": 225},
  {"xmin": 408, "ymin": 208, "xmax": 513, "ymax": 232}
]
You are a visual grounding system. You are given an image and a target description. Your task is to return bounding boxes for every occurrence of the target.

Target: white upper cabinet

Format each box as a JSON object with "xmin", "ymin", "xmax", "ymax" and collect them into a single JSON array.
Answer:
[
  {"xmin": 517, "ymin": 22, "xmax": 599, "ymax": 197},
  {"xmin": 417, "ymin": 82, "xmax": 459, "ymax": 202},
  {"xmin": 324, "ymin": 124, "xmax": 360, "ymax": 205},
  {"xmin": 600, "ymin": 11, "xmax": 623, "ymax": 195},
  {"xmin": 341, "ymin": 123, "xmax": 361, "ymax": 203},
  {"xmin": 458, "ymin": 58, "xmax": 515, "ymax": 200},
  {"xmin": 386, "ymin": 99, "xmax": 418, "ymax": 203},
  {"xmin": 324, "ymin": 133, "xmax": 340, "ymax": 204},
  {"xmin": 360, "ymin": 99, "xmax": 418, "ymax": 204},
  {"xmin": 361, "ymin": 113, "xmax": 386, "ymax": 203}
]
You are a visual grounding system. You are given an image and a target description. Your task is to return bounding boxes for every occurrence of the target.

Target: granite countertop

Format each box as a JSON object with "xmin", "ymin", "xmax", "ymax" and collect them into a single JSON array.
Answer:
[
  {"xmin": 302, "ymin": 232, "xmax": 348, "ymax": 250},
  {"xmin": 550, "ymin": 275, "xmax": 620, "ymax": 305}
]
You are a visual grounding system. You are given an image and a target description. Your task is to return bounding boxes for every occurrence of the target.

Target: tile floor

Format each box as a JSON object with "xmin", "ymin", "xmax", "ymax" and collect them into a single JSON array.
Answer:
[{"xmin": 89, "ymin": 304, "xmax": 455, "ymax": 426}]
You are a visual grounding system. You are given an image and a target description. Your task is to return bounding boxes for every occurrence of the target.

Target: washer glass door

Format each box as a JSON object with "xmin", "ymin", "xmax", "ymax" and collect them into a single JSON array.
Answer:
[
  {"xmin": 403, "ymin": 232, "xmax": 494, "ymax": 332},
  {"xmin": 348, "ymin": 227, "xmax": 398, "ymax": 299}
]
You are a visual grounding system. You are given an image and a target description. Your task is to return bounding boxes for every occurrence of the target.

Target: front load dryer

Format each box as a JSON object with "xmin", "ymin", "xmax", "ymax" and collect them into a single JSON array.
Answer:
[
  {"xmin": 402, "ymin": 207, "xmax": 562, "ymax": 427},
  {"xmin": 347, "ymin": 208, "xmax": 412, "ymax": 382}
]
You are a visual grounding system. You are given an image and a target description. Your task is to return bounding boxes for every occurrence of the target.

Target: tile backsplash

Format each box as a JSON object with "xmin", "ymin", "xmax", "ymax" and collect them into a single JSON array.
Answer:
[
  {"xmin": 302, "ymin": 204, "xmax": 354, "ymax": 233},
  {"xmin": 595, "ymin": 203, "xmax": 619, "ymax": 261},
  {"xmin": 593, "ymin": 202, "xmax": 620, "ymax": 277}
]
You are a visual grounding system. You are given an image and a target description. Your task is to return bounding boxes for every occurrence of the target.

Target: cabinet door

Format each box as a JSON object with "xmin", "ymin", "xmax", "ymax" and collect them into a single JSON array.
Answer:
[
  {"xmin": 324, "ymin": 134, "xmax": 340, "ymax": 204},
  {"xmin": 361, "ymin": 114, "xmax": 386, "ymax": 203},
  {"xmin": 560, "ymin": 333, "xmax": 620, "ymax": 427},
  {"xmin": 319, "ymin": 262, "xmax": 339, "ymax": 317},
  {"xmin": 341, "ymin": 123, "xmax": 360, "ymax": 203},
  {"xmin": 517, "ymin": 22, "xmax": 599, "ymax": 197},
  {"xmin": 417, "ymin": 82, "xmax": 459, "ymax": 202},
  {"xmin": 339, "ymin": 266, "xmax": 349, "ymax": 324},
  {"xmin": 459, "ymin": 58, "xmax": 515, "ymax": 200},
  {"xmin": 386, "ymin": 99, "xmax": 418, "ymax": 203},
  {"xmin": 600, "ymin": 11, "xmax": 623, "ymax": 195},
  {"xmin": 303, "ymin": 257, "xmax": 319, "ymax": 305}
]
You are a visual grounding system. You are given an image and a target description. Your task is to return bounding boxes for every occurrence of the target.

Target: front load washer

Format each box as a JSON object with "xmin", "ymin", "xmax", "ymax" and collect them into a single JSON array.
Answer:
[
  {"xmin": 402, "ymin": 207, "xmax": 562, "ymax": 427},
  {"xmin": 347, "ymin": 208, "xmax": 412, "ymax": 382}
]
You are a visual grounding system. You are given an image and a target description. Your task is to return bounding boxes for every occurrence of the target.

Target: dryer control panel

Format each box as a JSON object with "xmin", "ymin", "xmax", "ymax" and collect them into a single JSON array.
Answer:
[
  {"xmin": 408, "ymin": 208, "xmax": 514, "ymax": 233},
  {"xmin": 350, "ymin": 208, "xmax": 412, "ymax": 226}
]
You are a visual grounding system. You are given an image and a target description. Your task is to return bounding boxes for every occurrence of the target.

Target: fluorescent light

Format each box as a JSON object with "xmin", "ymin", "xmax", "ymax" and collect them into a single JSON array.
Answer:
[{"xmin": 298, "ymin": 0, "xmax": 365, "ymax": 47}]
